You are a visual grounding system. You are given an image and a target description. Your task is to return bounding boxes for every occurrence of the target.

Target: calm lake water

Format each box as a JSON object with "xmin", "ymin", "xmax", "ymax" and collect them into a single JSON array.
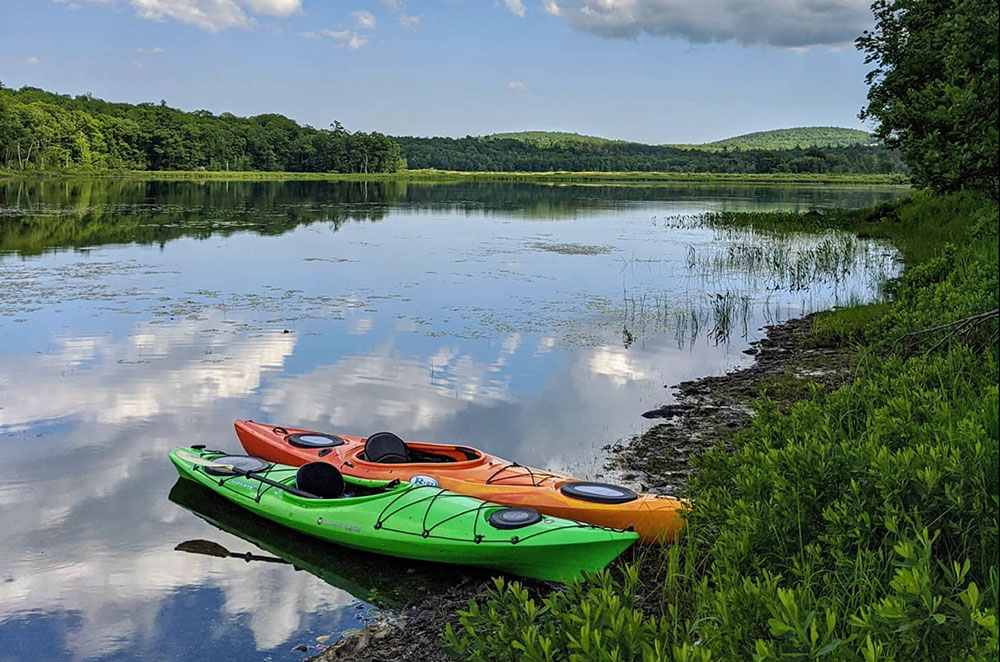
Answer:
[{"xmin": 0, "ymin": 179, "xmax": 908, "ymax": 661}]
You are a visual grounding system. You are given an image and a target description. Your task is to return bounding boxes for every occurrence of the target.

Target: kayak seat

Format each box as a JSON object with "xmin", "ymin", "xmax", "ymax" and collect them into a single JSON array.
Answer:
[
  {"xmin": 364, "ymin": 432, "xmax": 459, "ymax": 463},
  {"xmin": 364, "ymin": 432, "xmax": 412, "ymax": 463},
  {"xmin": 296, "ymin": 462, "xmax": 345, "ymax": 498}
]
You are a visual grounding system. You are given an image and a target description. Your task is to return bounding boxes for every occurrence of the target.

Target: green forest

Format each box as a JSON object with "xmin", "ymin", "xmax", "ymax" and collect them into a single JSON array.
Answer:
[
  {"xmin": 491, "ymin": 127, "xmax": 875, "ymax": 151},
  {"xmin": 394, "ymin": 135, "xmax": 904, "ymax": 174},
  {"xmin": 0, "ymin": 84, "xmax": 905, "ymax": 177},
  {"xmin": 0, "ymin": 85, "xmax": 403, "ymax": 174},
  {"xmin": 670, "ymin": 126, "xmax": 874, "ymax": 151}
]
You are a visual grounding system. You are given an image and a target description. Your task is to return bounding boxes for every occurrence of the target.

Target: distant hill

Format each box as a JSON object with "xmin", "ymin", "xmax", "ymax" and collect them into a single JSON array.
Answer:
[
  {"xmin": 486, "ymin": 127, "xmax": 875, "ymax": 151},
  {"xmin": 486, "ymin": 131, "xmax": 622, "ymax": 147},
  {"xmin": 669, "ymin": 127, "xmax": 874, "ymax": 152}
]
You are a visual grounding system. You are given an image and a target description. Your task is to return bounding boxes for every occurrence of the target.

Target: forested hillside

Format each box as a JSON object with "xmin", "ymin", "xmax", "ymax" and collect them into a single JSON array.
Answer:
[
  {"xmin": 0, "ymin": 84, "xmax": 902, "ymax": 176},
  {"xmin": 394, "ymin": 135, "xmax": 905, "ymax": 174},
  {"xmin": 493, "ymin": 127, "xmax": 873, "ymax": 151},
  {"xmin": 486, "ymin": 131, "xmax": 618, "ymax": 146},
  {"xmin": 672, "ymin": 126, "xmax": 873, "ymax": 151},
  {"xmin": 0, "ymin": 85, "xmax": 402, "ymax": 173}
]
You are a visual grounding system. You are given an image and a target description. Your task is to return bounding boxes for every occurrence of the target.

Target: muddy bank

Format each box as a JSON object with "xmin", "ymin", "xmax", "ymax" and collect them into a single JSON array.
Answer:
[
  {"xmin": 607, "ymin": 313, "xmax": 854, "ymax": 492},
  {"xmin": 308, "ymin": 313, "xmax": 854, "ymax": 661},
  {"xmin": 308, "ymin": 575, "xmax": 487, "ymax": 662}
]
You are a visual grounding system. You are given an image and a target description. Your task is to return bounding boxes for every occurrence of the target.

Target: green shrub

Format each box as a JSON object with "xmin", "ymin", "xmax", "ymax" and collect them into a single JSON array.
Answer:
[
  {"xmin": 443, "ymin": 566, "xmax": 711, "ymax": 662},
  {"xmin": 444, "ymin": 192, "xmax": 999, "ymax": 662}
]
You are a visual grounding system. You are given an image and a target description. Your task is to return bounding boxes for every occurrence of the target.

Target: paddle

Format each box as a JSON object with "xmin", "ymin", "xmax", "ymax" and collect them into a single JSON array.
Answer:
[
  {"xmin": 175, "ymin": 539, "xmax": 288, "ymax": 564},
  {"xmin": 176, "ymin": 450, "xmax": 319, "ymax": 499}
]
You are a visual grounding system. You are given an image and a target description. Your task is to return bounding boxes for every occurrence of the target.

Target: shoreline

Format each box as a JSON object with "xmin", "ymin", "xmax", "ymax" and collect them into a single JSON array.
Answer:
[
  {"xmin": 309, "ymin": 312, "xmax": 854, "ymax": 662},
  {"xmin": 607, "ymin": 313, "xmax": 854, "ymax": 491},
  {"xmin": 0, "ymin": 168, "xmax": 909, "ymax": 186}
]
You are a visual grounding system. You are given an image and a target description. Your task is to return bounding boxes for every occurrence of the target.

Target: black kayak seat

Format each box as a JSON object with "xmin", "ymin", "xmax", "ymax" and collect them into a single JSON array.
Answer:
[
  {"xmin": 296, "ymin": 462, "xmax": 345, "ymax": 498},
  {"xmin": 364, "ymin": 432, "xmax": 411, "ymax": 464}
]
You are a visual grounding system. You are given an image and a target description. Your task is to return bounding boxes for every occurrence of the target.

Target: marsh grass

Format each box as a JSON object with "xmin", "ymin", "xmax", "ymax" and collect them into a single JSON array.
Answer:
[{"xmin": 614, "ymin": 214, "xmax": 896, "ymax": 349}]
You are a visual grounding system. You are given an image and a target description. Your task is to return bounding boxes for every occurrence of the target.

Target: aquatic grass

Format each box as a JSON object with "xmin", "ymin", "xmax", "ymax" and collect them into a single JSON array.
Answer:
[{"xmin": 531, "ymin": 242, "xmax": 613, "ymax": 255}]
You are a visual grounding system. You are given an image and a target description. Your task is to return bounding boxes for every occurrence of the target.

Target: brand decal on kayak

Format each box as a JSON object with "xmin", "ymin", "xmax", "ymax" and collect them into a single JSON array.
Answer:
[
  {"xmin": 409, "ymin": 475, "xmax": 439, "ymax": 487},
  {"xmin": 316, "ymin": 517, "xmax": 361, "ymax": 532}
]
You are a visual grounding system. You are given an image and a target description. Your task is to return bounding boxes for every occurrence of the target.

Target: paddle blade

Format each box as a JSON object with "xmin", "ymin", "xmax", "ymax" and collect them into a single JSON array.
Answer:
[
  {"xmin": 175, "ymin": 539, "xmax": 231, "ymax": 558},
  {"xmin": 175, "ymin": 451, "xmax": 235, "ymax": 472}
]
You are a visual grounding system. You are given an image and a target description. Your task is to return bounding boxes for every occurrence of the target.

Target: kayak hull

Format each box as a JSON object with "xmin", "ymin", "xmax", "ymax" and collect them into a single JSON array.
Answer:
[
  {"xmin": 235, "ymin": 420, "xmax": 685, "ymax": 544},
  {"xmin": 169, "ymin": 447, "xmax": 637, "ymax": 582}
]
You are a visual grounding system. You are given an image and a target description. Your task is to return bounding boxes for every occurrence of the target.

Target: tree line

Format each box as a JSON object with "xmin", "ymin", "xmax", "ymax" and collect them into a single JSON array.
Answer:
[
  {"xmin": 0, "ymin": 83, "xmax": 917, "ymax": 178},
  {"xmin": 0, "ymin": 85, "xmax": 403, "ymax": 174},
  {"xmin": 393, "ymin": 135, "xmax": 907, "ymax": 174}
]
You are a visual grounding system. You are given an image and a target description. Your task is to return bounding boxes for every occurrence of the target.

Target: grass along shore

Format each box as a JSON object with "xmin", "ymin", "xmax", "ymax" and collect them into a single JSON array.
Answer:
[
  {"xmin": 0, "ymin": 168, "xmax": 909, "ymax": 186},
  {"xmin": 440, "ymin": 191, "xmax": 999, "ymax": 662}
]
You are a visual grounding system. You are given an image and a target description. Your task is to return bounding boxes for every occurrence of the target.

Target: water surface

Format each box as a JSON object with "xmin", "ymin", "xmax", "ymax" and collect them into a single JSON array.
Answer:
[{"xmin": 0, "ymin": 179, "xmax": 907, "ymax": 661}]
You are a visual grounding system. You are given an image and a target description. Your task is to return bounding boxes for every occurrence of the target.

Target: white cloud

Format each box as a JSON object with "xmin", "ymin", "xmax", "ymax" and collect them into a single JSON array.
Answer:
[
  {"xmin": 131, "ymin": 59, "xmax": 144, "ymax": 68},
  {"xmin": 303, "ymin": 28, "xmax": 370, "ymax": 50},
  {"xmin": 352, "ymin": 8, "xmax": 376, "ymax": 29},
  {"xmin": 56, "ymin": 0, "xmax": 302, "ymax": 32},
  {"xmin": 241, "ymin": 0, "xmax": 299, "ymax": 15},
  {"xmin": 546, "ymin": 0, "xmax": 873, "ymax": 48},
  {"xmin": 24, "ymin": 56, "xmax": 40, "ymax": 65},
  {"xmin": 504, "ymin": 0, "xmax": 526, "ymax": 17},
  {"xmin": 508, "ymin": 80, "xmax": 528, "ymax": 91},
  {"xmin": 374, "ymin": 0, "xmax": 420, "ymax": 28},
  {"xmin": 136, "ymin": 46, "xmax": 167, "ymax": 53}
]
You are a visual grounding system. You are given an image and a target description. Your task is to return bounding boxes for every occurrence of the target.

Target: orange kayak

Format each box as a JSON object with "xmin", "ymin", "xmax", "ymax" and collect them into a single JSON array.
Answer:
[{"xmin": 234, "ymin": 420, "xmax": 685, "ymax": 544}]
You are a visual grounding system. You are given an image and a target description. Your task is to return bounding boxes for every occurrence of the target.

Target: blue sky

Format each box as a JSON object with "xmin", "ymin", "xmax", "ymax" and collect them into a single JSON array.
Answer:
[{"xmin": 0, "ymin": 0, "xmax": 877, "ymax": 143}]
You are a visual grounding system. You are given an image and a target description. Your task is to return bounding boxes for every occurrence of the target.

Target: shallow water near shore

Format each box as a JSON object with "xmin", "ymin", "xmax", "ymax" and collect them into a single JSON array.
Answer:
[{"xmin": 0, "ymin": 179, "xmax": 907, "ymax": 661}]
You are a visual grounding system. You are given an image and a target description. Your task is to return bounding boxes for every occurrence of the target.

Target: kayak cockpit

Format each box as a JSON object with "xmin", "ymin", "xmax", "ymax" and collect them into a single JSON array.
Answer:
[{"xmin": 358, "ymin": 431, "xmax": 485, "ymax": 466}]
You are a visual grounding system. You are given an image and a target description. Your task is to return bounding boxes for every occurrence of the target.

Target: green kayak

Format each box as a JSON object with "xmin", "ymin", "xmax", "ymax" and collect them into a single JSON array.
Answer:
[
  {"xmin": 168, "ymin": 478, "xmax": 456, "ymax": 609},
  {"xmin": 169, "ymin": 447, "xmax": 638, "ymax": 582}
]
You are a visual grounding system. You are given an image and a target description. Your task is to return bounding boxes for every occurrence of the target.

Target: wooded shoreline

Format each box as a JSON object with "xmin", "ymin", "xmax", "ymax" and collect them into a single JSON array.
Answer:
[{"xmin": 0, "ymin": 168, "xmax": 909, "ymax": 186}]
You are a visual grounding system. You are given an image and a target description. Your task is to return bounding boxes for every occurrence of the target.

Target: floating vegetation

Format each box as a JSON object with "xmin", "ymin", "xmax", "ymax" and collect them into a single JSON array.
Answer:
[{"xmin": 530, "ymin": 242, "xmax": 613, "ymax": 255}]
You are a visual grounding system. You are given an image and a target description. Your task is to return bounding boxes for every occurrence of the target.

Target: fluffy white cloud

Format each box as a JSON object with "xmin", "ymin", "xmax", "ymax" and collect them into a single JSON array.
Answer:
[
  {"xmin": 24, "ymin": 56, "xmax": 40, "ymax": 65},
  {"xmin": 56, "ymin": 0, "xmax": 302, "ymax": 32},
  {"xmin": 543, "ymin": 0, "xmax": 873, "ymax": 48},
  {"xmin": 352, "ymin": 8, "xmax": 376, "ymax": 30},
  {"xmin": 302, "ymin": 28, "xmax": 370, "ymax": 50},
  {"xmin": 505, "ymin": 0, "xmax": 527, "ymax": 17},
  {"xmin": 508, "ymin": 79, "xmax": 528, "ymax": 91}
]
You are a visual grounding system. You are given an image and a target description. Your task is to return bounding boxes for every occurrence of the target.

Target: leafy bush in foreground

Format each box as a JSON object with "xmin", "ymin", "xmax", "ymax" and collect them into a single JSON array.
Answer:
[{"xmin": 444, "ymin": 192, "xmax": 999, "ymax": 661}]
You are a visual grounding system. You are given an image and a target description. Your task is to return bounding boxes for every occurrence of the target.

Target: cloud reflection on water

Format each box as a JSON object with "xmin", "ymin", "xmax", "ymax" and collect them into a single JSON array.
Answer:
[{"xmin": 0, "ymin": 181, "xmax": 909, "ymax": 661}]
